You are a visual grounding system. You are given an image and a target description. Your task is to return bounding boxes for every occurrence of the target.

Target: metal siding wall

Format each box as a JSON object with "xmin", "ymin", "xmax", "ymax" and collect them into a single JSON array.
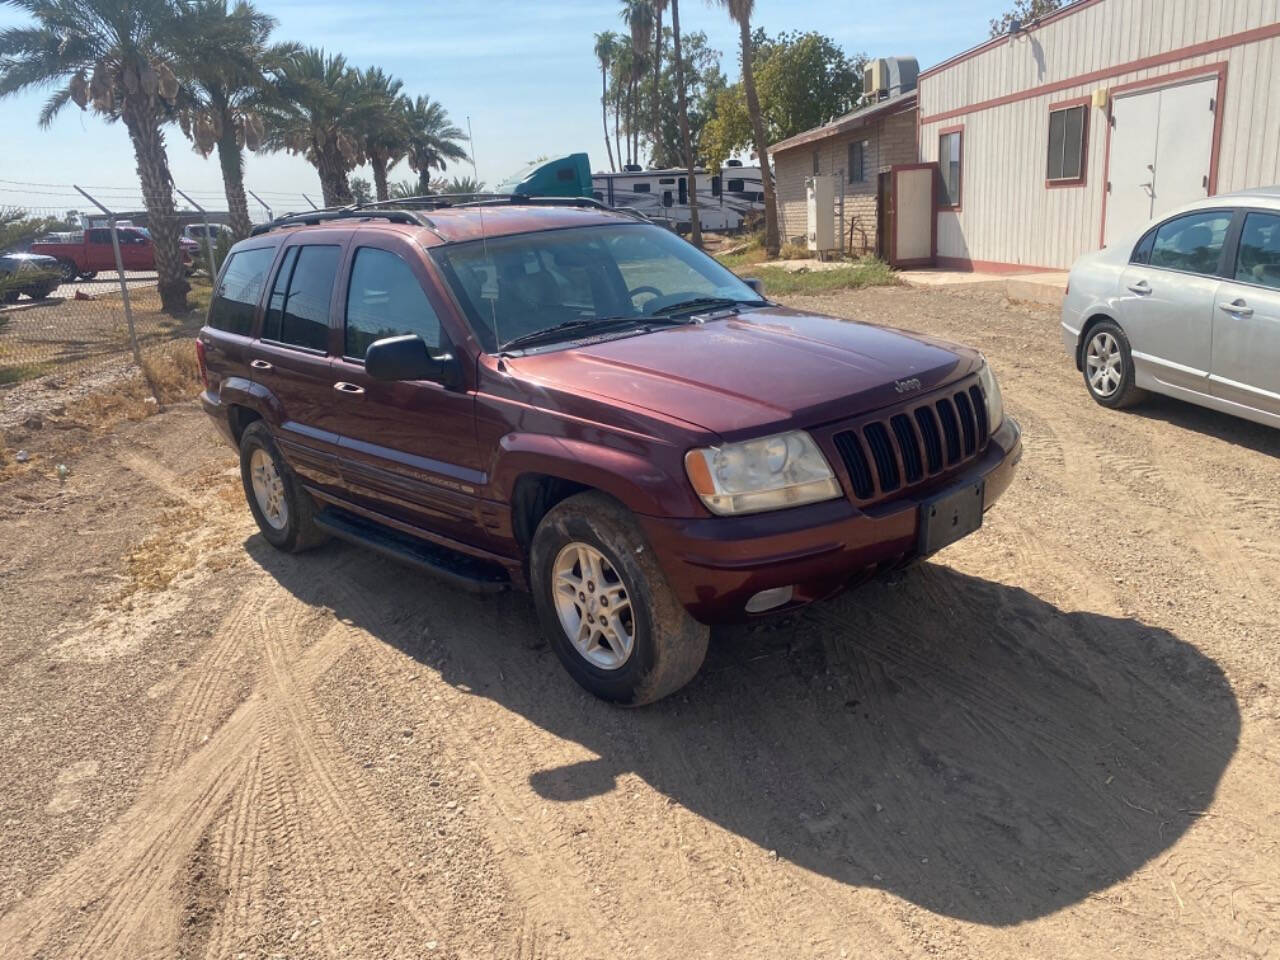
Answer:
[{"xmin": 918, "ymin": 0, "xmax": 1280, "ymax": 268}]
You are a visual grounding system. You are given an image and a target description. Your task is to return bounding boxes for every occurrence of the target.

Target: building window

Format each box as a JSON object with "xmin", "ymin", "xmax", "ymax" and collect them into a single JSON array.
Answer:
[
  {"xmin": 939, "ymin": 129, "xmax": 962, "ymax": 208},
  {"xmin": 1047, "ymin": 104, "xmax": 1087, "ymax": 183},
  {"xmin": 812, "ymin": 151, "xmax": 820, "ymax": 175},
  {"xmin": 848, "ymin": 140, "xmax": 867, "ymax": 183}
]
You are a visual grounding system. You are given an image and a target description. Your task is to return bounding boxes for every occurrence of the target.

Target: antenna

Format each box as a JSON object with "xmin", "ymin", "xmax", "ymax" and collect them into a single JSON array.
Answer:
[{"xmin": 467, "ymin": 116, "xmax": 501, "ymax": 352}]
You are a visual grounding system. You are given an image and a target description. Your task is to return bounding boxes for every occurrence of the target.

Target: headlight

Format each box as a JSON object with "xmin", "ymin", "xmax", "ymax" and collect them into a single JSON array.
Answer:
[
  {"xmin": 977, "ymin": 358, "xmax": 1004, "ymax": 433},
  {"xmin": 684, "ymin": 430, "xmax": 842, "ymax": 516}
]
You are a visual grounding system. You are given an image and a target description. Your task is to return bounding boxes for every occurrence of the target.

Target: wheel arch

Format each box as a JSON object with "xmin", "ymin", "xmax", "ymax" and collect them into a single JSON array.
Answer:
[{"xmin": 1075, "ymin": 312, "xmax": 1119, "ymax": 370}]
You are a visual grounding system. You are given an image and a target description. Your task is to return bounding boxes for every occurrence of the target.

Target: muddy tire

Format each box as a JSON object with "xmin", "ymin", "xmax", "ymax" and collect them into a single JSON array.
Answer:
[
  {"xmin": 1082, "ymin": 320, "xmax": 1145, "ymax": 409},
  {"xmin": 530, "ymin": 491, "xmax": 709, "ymax": 706},
  {"xmin": 238, "ymin": 421, "xmax": 328, "ymax": 553}
]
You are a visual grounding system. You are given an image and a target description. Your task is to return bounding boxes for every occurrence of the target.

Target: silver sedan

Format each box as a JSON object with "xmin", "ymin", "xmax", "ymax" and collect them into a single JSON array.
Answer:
[{"xmin": 1061, "ymin": 187, "xmax": 1280, "ymax": 430}]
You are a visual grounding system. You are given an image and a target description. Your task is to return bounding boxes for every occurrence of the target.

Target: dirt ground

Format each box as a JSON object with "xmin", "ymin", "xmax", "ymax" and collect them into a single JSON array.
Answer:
[{"xmin": 1, "ymin": 285, "xmax": 1277, "ymax": 959}]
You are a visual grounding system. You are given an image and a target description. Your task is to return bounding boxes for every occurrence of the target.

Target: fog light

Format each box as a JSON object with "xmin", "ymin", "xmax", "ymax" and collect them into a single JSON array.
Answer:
[{"xmin": 745, "ymin": 585, "xmax": 794, "ymax": 613}]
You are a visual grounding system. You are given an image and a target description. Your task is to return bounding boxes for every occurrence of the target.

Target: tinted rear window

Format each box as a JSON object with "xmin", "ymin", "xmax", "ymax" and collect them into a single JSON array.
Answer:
[
  {"xmin": 208, "ymin": 247, "xmax": 276, "ymax": 335},
  {"xmin": 263, "ymin": 245, "xmax": 339, "ymax": 351}
]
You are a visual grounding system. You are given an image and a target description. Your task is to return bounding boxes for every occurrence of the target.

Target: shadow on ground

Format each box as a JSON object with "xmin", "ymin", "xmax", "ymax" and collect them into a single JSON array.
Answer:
[
  {"xmin": 1124, "ymin": 393, "xmax": 1279, "ymax": 457},
  {"xmin": 248, "ymin": 539, "xmax": 1239, "ymax": 927}
]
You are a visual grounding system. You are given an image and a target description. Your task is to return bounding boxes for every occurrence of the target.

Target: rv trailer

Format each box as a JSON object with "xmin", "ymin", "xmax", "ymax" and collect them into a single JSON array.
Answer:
[{"xmin": 590, "ymin": 161, "xmax": 765, "ymax": 233}]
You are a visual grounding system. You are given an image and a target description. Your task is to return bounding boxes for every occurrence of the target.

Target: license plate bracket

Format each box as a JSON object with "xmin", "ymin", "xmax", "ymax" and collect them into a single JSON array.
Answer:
[{"xmin": 918, "ymin": 480, "xmax": 985, "ymax": 556}]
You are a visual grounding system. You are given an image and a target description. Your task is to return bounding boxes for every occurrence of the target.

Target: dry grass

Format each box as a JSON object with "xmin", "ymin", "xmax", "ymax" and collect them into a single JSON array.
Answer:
[{"xmin": 68, "ymin": 341, "xmax": 202, "ymax": 428}]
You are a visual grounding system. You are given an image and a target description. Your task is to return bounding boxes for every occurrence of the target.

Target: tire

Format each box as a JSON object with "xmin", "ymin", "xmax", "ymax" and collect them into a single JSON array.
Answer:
[
  {"xmin": 1, "ymin": 289, "xmax": 17, "ymax": 305},
  {"xmin": 30, "ymin": 284, "xmax": 56, "ymax": 301},
  {"xmin": 78, "ymin": 271, "xmax": 98, "ymax": 281},
  {"xmin": 1081, "ymin": 320, "xmax": 1145, "ymax": 409},
  {"xmin": 55, "ymin": 259, "xmax": 78, "ymax": 283},
  {"xmin": 238, "ymin": 421, "xmax": 328, "ymax": 553},
  {"xmin": 529, "ymin": 491, "xmax": 709, "ymax": 706}
]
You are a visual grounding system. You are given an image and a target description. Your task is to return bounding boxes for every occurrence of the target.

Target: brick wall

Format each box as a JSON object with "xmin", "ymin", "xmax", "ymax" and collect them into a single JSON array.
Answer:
[{"xmin": 770, "ymin": 110, "xmax": 917, "ymax": 257}]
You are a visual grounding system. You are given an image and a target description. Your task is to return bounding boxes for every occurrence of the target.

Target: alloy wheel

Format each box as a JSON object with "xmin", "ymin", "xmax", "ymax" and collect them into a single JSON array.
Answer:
[
  {"xmin": 552, "ymin": 542, "xmax": 636, "ymax": 670},
  {"xmin": 249, "ymin": 447, "xmax": 289, "ymax": 530},
  {"xmin": 1086, "ymin": 330, "xmax": 1123, "ymax": 398}
]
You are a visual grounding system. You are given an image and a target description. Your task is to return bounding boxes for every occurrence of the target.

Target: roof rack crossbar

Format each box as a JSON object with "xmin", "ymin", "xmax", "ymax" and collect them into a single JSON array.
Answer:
[{"xmin": 248, "ymin": 207, "xmax": 428, "ymax": 236}]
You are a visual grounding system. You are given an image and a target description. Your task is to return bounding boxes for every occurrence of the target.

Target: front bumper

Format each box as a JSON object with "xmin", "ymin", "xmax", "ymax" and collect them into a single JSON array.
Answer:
[{"xmin": 639, "ymin": 417, "xmax": 1022, "ymax": 623}]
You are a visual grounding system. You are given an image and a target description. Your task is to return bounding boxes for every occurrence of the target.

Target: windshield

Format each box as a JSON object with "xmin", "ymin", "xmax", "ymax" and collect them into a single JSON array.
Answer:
[{"xmin": 430, "ymin": 222, "xmax": 765, "ymax": 352}]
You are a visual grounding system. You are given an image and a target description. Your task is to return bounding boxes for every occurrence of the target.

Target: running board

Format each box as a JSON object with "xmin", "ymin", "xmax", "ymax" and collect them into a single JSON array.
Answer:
[{"xmin": 313, "ymin": 508, "xmax": 510, "ymax": 594}]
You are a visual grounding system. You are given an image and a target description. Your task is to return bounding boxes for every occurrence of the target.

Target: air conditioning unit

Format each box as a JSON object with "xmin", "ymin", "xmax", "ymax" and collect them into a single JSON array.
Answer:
[
  {"xmin": 865, "ymin": 56, "xmax": 919, "ymax": 100},
  {"xmin": 806, "ymin": 176, "xmax": 836, "ymax": 256}
]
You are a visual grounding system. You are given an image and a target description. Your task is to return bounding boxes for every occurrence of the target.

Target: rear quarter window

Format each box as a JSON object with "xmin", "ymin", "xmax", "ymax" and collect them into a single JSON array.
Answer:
[{"xmin": 208, "ymin": 247, "xmax": 276, "ymax": 335}]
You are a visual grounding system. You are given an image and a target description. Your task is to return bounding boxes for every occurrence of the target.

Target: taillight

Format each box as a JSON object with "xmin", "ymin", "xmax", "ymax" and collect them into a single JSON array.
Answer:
[{"xmin": 194, "ymin": 338, "xmax": 209, "ymax": 390}]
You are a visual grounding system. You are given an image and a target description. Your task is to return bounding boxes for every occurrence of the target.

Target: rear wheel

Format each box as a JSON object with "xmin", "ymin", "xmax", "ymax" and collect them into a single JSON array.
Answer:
[
  {"xmin": 29, "ymin": 283, "xmax": 56, "ymax": 301},
  {"xmin": 77, "ymin": 271, "xmax": 98, "ymax": 281},
  {"xmin": 530, "ymin": 491, "xmax": 709, "ymax": 706},
  {"xmin": 1082, "ymin": 320, "xmax": 1144, "ymax": 409},
  {"xmin": 55, "ymin": 259, "xmax": 78, "ymax": 283},
  {"xmin": 238, "ymin": 421, "xmax": 328, "ymax": 553}
]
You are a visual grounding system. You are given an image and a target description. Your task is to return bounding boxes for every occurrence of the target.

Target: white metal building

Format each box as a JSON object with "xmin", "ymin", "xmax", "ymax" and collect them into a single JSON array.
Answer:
[{"xmin": 916, "ymin": 0, "xmax": 1280, "ymax": 271}]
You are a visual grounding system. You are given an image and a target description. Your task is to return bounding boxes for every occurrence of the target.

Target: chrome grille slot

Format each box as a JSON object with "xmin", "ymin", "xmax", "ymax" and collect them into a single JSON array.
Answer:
[
  {"xmin": 914, "ymin": 406, "xmax": 944, "ymax": 473},
  {"xmin": 890, "ymin": 414, "xmax": 924, "ymax": 484},
  {"xmin": 954, "ymin": 390, "xmax": 977, "ymax": 455},
  {"xmin": 863, "ymin": 422, "xmax": 900, "ymax": 493},
  {"xmin": 833, "ymin": 430, "xmax": 875, "ymax": 499},
  {"xmin": 969, "ymin": 385, "xmax": 988, "ymax": 440},
  {"xmin": 936, "ymin": 397, "xmax": 962, "ymax": 464}
]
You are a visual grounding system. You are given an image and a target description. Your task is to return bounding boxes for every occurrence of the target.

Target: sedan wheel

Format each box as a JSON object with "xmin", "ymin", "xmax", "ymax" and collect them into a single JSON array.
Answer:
[
  {"xmin": 552, "ymin": 541, "xmax": 635, "ymax": 670},
  {"xmin": 1086, "ymin": 330, "xmax": 1122, "ymax": 397}
]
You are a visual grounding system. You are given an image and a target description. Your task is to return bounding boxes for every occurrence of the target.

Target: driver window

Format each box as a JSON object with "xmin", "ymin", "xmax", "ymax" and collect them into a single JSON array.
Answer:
[{"xmin": 344, "ymin": 247, "xmax": 442, "ymax": 359}]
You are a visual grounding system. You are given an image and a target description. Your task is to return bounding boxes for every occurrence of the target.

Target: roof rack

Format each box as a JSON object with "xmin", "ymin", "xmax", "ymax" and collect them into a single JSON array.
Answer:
[
  {"xmin": 248, "ymin": 207, "xmax": 429, "ymax": 236},
  {"xmin": 351, "ymin": 193, "xmax": 649, "ymax": 220}
]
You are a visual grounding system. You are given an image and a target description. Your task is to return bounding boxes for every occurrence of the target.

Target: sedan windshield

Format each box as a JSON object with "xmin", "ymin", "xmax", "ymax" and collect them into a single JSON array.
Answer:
[{"xmin": 430, "ymin": 222, "xmax": 765, "ymax": 352}]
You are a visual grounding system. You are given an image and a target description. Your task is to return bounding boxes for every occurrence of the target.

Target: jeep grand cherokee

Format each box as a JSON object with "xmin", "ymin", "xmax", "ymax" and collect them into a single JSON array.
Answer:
[{"xmin": 198, "ymin": 199, "xmax": 1021, "ymax": 705}]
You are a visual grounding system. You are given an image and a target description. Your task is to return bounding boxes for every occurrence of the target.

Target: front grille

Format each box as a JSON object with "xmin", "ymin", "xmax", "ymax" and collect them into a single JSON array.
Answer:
[{"xmin": 832, "ymin": 380, "xmax": 988, "ymax": 501}]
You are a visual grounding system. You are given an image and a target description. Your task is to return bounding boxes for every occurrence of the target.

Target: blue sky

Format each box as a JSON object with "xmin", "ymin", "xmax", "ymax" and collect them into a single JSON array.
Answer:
[{"xmin": 0, "ymin": 0, "xmax": 1010, "ymax": 216}]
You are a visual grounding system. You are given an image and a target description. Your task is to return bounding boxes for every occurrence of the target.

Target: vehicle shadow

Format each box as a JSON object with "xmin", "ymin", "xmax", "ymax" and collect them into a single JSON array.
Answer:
[
  {"xmin": 1131, "ymin": 393, "xmax": 1279, "ymax": 457},
  {"xmin": 247, "ymin": 539, "xmax": 1239, "ymax": 927}
]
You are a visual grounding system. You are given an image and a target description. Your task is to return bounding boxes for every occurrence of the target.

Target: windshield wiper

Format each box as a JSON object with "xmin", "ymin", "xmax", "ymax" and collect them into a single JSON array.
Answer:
[
  {"xmin": 647, "ymin": 296, "xmax": 761, "ymax": 319},
  {"xmin": 498, "ymin": 315, "xmax": 657, "ymax": 353}
]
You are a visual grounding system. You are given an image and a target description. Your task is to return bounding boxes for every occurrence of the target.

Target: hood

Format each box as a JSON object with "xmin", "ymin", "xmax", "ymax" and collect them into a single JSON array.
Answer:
[
  {"xmin": 507, "ymin": 305, "xmax": 978, "ymax": 438},
  {"xmin": 0, "ymin": 252, "xmax": 58, "ymax": 271}
]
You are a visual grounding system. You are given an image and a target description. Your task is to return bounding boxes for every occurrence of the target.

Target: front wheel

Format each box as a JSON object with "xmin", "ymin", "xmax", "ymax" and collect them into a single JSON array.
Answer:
[
  {"xmin": 530, "ymin": 492, "xmax": 709, "ymax": 706},
  {"xmin": 1082, "ymin": 320, "xmax": 1145, "ymax": 409},
  {"xmin": 238, "ymin": 421, "xmax": 328, "ymax": 553},
  {"xmin": 77, "ymin": 271, "xmax": 98, "ymax": 281},
  {"xmin": 56, "ymin": 259, "xmax": 78, "ymax": 283}
]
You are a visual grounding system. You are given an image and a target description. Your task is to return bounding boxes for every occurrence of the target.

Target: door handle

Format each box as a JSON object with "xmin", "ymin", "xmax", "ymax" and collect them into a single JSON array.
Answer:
[
  {"xmin": 1126, "ymin": 280, "xmax": 1150, "ymax": 294},
  {"xmin": 333, "ymin": 381, "xmax": 366, "ymax": 396},
  {"xmin": 249, "ymin": 359, "xmax": 273, "ymax": 371},
  {"xmin": 1218, "ymin": 299, "xmax": 1253, "ymax": 317}
]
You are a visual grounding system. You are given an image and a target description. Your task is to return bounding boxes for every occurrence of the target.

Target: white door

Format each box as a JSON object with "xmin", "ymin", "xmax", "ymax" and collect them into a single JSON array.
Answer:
[{"xmin": 1105, "ymin": 77, "xmax": 1217, "ymax": 247}]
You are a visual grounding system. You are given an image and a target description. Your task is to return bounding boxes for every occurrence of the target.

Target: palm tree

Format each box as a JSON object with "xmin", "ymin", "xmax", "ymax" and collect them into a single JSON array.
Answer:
[
  {"xmin": 357, "ymin": 67, "xmax": 408, "ymax": 202},
  {"xmin": 263, "ymin": 48, "xmax": 365, "ymax": 206},
  {"xmin": 713, "ymin": 0, "xmax": 779, "ymax": 255},
  {"xmin": 438, "ymin": 176, "xmax": 484, "ymax": 194},
  {"xmin": 0, "ymin": 0, "xmax": 190, "ymax": 312},
  {"xmin": 670, "ymin": 0, "xmax": 700, "ymax": 246},
  {"xmin": 388, "ymin": 179, "xmax": 420, "ymax": 199},
  {"xmin": 650, "ymin": 0, "xmax": 668, "ymax": 167},
  {"xmin": 170, "ymin": 0, "xmax": 294, "ymax": 240},
  {"xmin": 610, "ymin": 44, "xmax": 633, "ymax": 166},
  {"xmin": 619, "ymin": 0, "xmax": 652, "ymax": 166},
  {"xmin": 593, "ymin": 31, "xmax": 619, "ymax": 173},
  {"xmin": 403, "ymin": 95, "xmax": 468, "ymax": 195}
]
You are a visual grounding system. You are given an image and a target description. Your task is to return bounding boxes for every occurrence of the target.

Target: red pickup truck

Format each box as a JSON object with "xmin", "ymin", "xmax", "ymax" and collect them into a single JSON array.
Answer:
[{"xmin": 31, "ymin": 228, "xmax": 197, "ymax": 282}]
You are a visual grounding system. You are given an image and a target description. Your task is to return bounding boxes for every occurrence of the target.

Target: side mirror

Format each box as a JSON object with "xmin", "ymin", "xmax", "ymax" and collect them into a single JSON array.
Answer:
[
  {"xmin": 743, "ymin": 277, "xmax": 765, "ymax": 297},
  {"xmin": 365, "ymin": 334, "xmax": 460, "ymax": 388}
]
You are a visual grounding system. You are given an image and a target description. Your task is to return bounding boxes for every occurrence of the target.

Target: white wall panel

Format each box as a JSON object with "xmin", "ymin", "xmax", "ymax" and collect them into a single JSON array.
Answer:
[{"xmin": 917, "ymin": 0, "xmax": 1280, "ymax": 269}]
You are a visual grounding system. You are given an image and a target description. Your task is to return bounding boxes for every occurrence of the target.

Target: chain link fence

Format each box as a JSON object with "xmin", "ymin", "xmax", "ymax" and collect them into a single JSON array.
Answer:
[{"xmin": 0, "ymin": 181, "xmax": 316, "ymax": 388}]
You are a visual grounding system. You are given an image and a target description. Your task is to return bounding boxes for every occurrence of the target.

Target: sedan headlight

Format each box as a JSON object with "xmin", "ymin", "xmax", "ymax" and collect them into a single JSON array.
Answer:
[
  {"xmin": 977, "ymin": 358, "xmax": 1004, "ymax": 433},
  {"xmin": 684, "ymin": 430, "xmax": 842, "ymax": 516}
]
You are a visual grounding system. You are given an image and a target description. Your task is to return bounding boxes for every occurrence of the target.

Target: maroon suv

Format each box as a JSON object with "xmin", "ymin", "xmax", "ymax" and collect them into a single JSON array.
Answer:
[{"xmin": 198, "ymin": 200, "xmax": 1021, "ymax": 704}]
